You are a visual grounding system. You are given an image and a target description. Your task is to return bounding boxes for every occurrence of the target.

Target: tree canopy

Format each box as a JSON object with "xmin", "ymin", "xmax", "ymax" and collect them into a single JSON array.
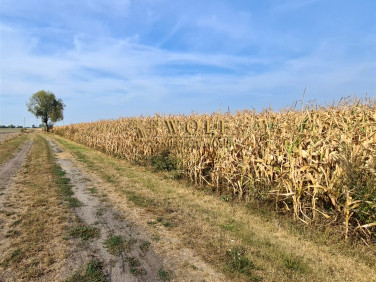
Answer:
[{"xmin": 27, "ymin": 90, "xmax": 65, "ymax": 131}]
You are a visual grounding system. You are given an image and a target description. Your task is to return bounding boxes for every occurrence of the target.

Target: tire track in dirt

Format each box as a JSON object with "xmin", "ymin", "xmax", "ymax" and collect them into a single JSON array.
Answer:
[
  {"xmin": 0, "ymin": 140, "xmax": 33, "ymax": 206},
  {"xmin": 48, "ymin": 140, "xmax": 168, "ymax": 281}
]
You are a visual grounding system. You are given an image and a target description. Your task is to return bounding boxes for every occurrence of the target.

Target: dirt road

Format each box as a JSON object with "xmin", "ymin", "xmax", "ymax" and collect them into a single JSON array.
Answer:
[
  {"xmin": 49, "ymin": 140, "xmax": 166, "ymax": 281},
  {"xmin": 48, "ymin": 139, "xmax": 225, "ymax": 281}
]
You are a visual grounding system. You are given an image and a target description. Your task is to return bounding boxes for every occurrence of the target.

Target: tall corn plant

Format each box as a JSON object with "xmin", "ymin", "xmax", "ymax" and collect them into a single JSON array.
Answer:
[{"xmin": 53, "ymin": 97, "xmax": 376, "ymax": 240}]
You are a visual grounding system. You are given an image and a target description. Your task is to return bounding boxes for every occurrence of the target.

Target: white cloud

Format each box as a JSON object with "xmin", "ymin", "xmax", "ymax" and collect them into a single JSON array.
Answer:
[{"xmin": 1, "ymin": 24, "xmax": 374, "ymax": 106}]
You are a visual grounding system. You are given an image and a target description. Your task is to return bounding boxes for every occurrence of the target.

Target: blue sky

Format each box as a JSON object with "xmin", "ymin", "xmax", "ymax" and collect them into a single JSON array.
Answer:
[{"xmin": 0, "ymin": 0, "xmax": 375, "ymax": 126}]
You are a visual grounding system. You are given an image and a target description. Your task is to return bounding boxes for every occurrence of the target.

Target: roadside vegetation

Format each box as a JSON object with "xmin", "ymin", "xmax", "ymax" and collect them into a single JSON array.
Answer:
[
  {"xmin": 65, "ymin": 259, "xmax": 106, "ymax": 282},
  {"xmin": 49, "ymin": 133, "xmax": 376, "ymax": 282}
]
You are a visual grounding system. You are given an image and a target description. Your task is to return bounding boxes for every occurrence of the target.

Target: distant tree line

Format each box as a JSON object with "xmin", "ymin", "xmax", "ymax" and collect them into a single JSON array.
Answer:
[{"xmin": 0, "ymin": 124, "xmax": 44, "ymax": 128}]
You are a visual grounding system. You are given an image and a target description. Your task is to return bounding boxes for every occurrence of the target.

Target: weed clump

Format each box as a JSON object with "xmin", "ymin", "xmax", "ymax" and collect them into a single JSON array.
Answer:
[
  {"xmin": 104, "ymin": 235, "xmax": 125, "ymax": 255},
  {"xmin": 224, "ymin": 246, "xmax": 255, "ymax": 275},
  {"xmin": 65, "ymin": 259, "xmax": 106, "ymax": 282},
  {"xmin": 150, "ymin": 149, "xmax": 179, "ymax": 171},
  {"xmin": 158, "ymin": 268, "xmax": 171, "ymax": 281},
  {"xmin": 67, "ymin": 225, "xmax": 100, "ymax": 241}
]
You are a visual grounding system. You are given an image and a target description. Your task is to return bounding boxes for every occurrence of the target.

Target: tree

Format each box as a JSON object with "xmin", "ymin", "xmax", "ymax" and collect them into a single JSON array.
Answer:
[{"xmin": 27, "ymin": 90, "xmax": 65, "ymax": 132}]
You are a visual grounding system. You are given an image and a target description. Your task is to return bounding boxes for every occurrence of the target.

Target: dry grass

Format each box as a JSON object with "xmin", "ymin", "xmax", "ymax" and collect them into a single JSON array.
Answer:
[
  {"xmin": 50, "ymin": 133, "xmax": 376, "ymax": 282},
  {"xmin": 0, "ymin": 133, "xmax": 28, "ymax": 165},
  {"xmin": 0, "ymin": 134, "xmax": 75, "ymax": 280},
  {"xmin": 53, "ymin": 97, "xmax": 376, "ymax": 240}
]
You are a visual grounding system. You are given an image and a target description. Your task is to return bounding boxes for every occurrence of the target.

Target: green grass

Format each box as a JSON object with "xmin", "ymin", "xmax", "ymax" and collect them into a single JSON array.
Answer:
[
  {"xmin": 88, "ymin": 187, "xmax": 98, "ymax": 194},
  {"xmin": 158, "ymin": 268, "xmax": 171, "ymax": 281},
  {"xmin": 65, "ymin": 259, "xmax": 106, "ymax": 282},
  {"xmin": 67, "ymin": 197, "xmax": 83, "ymax": 207},
  {"xmin": 282, "ymin": 255, "xmax": 309, "ymax": 273},
  {"xmin": 103, "ymin": 235, "xmax": 137, "ymax": 256},
  {"xmin": 122, "ymin": 190, "xmax": 156, "ymax": 208},
  {"xmin": 149, "ymin": 149, "xmax": 179, "ymax": 172},
  {"xmin": 55, "ymin": 167, "xmax": 73, "ymax": 196},
  {"xmin": 11, "ymin": 249, "xmax": 22, "ymax": 259},
  {"xmin": 0, "ymin": 248, "xmax": 23, "ymax": 266},
  {"xmin": 153, "ymin": 217, "xmax": 172, "ymax": 228},
  {"xmin": 162, "ymin": 221, "xmax": 172, "ymax": 228},
  {"xmin": 55, "ymin": 167, "xmax": 66, "ymax": 177},
  {"xmin": 130, "ymin": 267, "xmax": 146, "ymax": 276},
  {"xmin": 220, "ymin": 219, "xmax": 241, "ymax": 232},
  {"xmin": 104, "ymin": 235, "xmax": 125, "ymax": 255},
  {"xmin": 68, "ymin": 225, "xmax": 100, "ymax": 241},
  {"xmin": 225, "ymin": 247, "xmax": 255, "ymax": 275},
  {"xmin": 127, "ymin": 257, "xmax": 146, "ymax": 276},
  {"xmin": 54, "ymin": 165, "xmax": 83, "ymax": 208}
]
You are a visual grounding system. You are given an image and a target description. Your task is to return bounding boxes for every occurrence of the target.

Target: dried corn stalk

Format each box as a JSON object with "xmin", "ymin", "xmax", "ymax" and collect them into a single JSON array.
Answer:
[{"xmin": 53, "ymin": 97, "xmax": 376, "ymax": 240}]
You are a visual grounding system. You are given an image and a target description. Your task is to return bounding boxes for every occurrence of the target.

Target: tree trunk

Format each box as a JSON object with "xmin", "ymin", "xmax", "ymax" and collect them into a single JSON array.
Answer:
[{"xmin": 43, "ymin": 116, "xmax": 49, "ymax": 132}]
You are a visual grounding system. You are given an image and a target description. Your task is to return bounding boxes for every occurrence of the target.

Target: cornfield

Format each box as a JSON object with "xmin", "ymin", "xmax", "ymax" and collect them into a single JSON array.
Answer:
[{"xmin": 53, "ymin": 97, "xmax": 376, "ymax": 240}]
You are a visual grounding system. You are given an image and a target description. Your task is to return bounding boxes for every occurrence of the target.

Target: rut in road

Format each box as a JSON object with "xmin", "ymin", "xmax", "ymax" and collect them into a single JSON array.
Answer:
[
  {"xmin": 0, "ymin": 140, "xmax": 33, "ymax": 206},
  {"xmin": 48, "ymin": 139, "xmax": 169, "ymax": 281}
]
